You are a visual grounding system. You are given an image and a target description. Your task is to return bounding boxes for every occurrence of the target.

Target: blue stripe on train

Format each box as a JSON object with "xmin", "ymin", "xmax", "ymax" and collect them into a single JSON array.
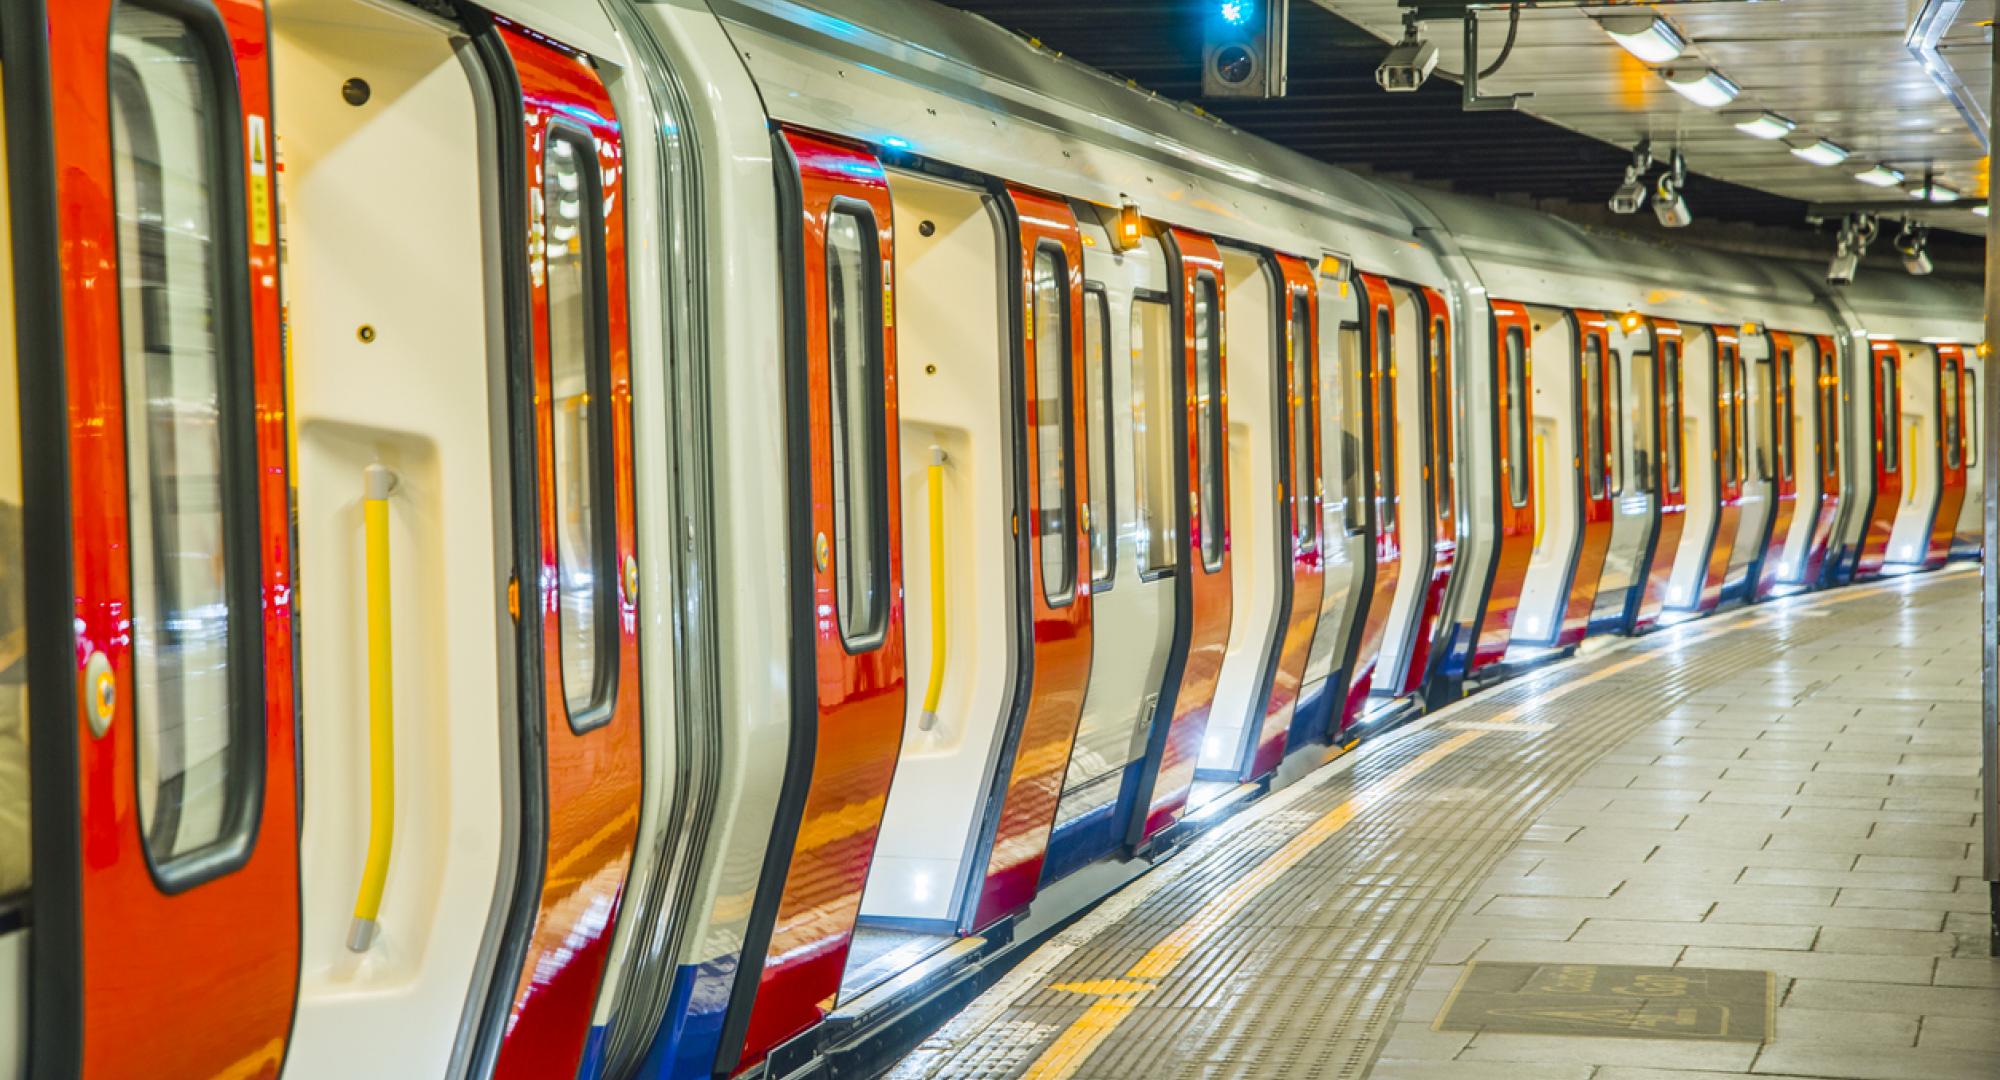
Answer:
[
  {"xmin": 1037, "ymin": 759, "xmax": 1143, "ymax": 885},
  {"xmin": 577, "ymin": 1025, "xmax": 609, "ymax": 1080},
  {"xmin": 633, "ymin": 956, "xmax": 737, "ymax": 1079}
]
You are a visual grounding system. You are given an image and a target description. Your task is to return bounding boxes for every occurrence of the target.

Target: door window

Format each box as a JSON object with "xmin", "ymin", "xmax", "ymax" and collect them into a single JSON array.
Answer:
[
  {"xmin": 826, "ymin": 205, "xmax": 890, "ymax": 645},
  {"xmin": 1374, "ymin": 308, "xmax": 1397, "ymax": 534},
  {"xmin": 1291, "ymin": 291, "xmax": 1316, "ymax": 549},
  {"xmin": 1968, "ymin": 369, "xmax": 1980, "ymax": 469},
  {"xmin": 1584, "ymin": 335, "xmax": 1606, "ymax": 499},
  {"xmin": 1943, "ymin": 358, "xmax": 1963, "ymax": 470},
  {"xmin": 112, "ymin": 4, "xmax": 259, "ymax": 873},
  {"xmin": 1083, "ymin": 286, "xmax": 1114, "ymax": 585},
  {"xmin": 1131, "ymin": 296, "xmax": 1176, "ymax": 574},
  {"xmin": 1719, "ymin": 348, "xmax": 1740, "ymax": 487},
  {"xmin": 1662, "ymin": 342, "xmax": 1684, "ymax": 495},
  {"xmin": 1428, "ymin": 315, "xmax": 1452, "ymax": 519},
  {"xmin": 1193, "ymin": 274, "xmax": 1225, "ymax": 571},
  {"xmin": 1820, "ymin": 351, "xmax": 1840, "ymax": 482},
  {"xmin": 1880, "ymin": 354, "xmax": 1900, "ymax": 474},
  {"xmin": 1031, "ymin": 244, "xmax": 1076, "ymax": 603},
  {"xmin": 1777, "ymin": 348, "xmax": 1795, "ymax": 481},
  {"xmin": 1505, "ymin": 327, "xmax": 1529, "ymax": 508},
  {"xmin": 1339, "ymin": 323, "xmax": 1366, "ymax": 531}
]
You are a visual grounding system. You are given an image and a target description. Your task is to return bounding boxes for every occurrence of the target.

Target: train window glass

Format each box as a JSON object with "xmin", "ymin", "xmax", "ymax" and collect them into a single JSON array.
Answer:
[
  {"xmin": 1291, "ymin": 292, "xmax": 1316, "ymax": 550},
  {"xmin": 1505, "ymin": 327, "xmax": 1528, "ymax": 507},
  {"xmin": 1374, "ymin": 308, "xmax": 1397, "ymax": 535},
  {"xmin": 0, "ymin": 119, "xmax": 22, "ymax": 907},
  {"xmin": 1584, "ymin": 335, "xmax": 1606, "ymax": 499},
  {"xmin": 1967, "ymin": 369, "xmax": 1980, "ymax": 468},
  {"xmin": 1131, "ymin": 296, "xmax": 1177, "ymax": 574},
  {"xmin": 1194, "ymin": 274, "xmax": 1225, "ymax": 572},
  {"xmin": 1609, "ymin": 350, "xmax": 1627, "ymax": 496},
  {"xmin": 1750, "ymin": 354, "xmax": 1771, "ymax": 483},
  {"xmin": 546, "ymin": 132, "xmax": 616, "ymax": 718},
  {"xmin": 1777, "ymin": 349, "xmax": 1795, "ymax": 482},
  {"xmin": 1880, "ymin": 354, "xmax": 1899, "ymax": 474},
  {"xmin": 1718, "ymin": 349, "xmax": 1739, "ymax": 487},
  {"xmin": 1629, "ymin": 348, "xmax": 1655, "ymax": 495},
  {"xmin": 1429, "ymin": 315, "xmax": 1452, "ymax": 519},
  {"xmin": 112, "ymin": 6, "xmax": 256, "ymax": 870},
  {"xmin": 1663, "ymin": 342, "xmax": 1683, "ymax": 495},
  {"xmin": 1084, "ymin": 285, "xmax": 1114, "ymax": 585},
  {"xmin": 825, "ymin": 205, "xmax": 889, "ymax": 646},
  {"xmin": 1821, "ymin": 351, "xmax": 1840, "ymax": 482},
  {"xmin": 1338, "ymin": 324, "xmax": 1365, "ymax": 533},
  {"xmin": 1943, "ymin": 358, "xmax": 1963, "ymax": 470},
  {"xmin": 1032, "ymin": 244, "xmax": 1076, "ymax": 603}
]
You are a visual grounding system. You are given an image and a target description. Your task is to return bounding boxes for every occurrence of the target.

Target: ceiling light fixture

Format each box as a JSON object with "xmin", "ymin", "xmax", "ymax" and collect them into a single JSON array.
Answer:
[
  {"xmin": 1853, "ymin": 164, "xmax": 1906, "ymax": 187},
  {"xmin": 1904, "ymin": 179, "xmax": 1961, "ymax": 202},
  {"xmin": 1597, "ymin": 14, "xmax": 1687, "ymax": 64},
  {"xmin": 1974, "ymin": 205, "xmax": 1990, "ymax": 218},
  {"xmin": 1730, "ymin": 111, "xmax": 1796, "ymax": 139},
  {"xmin": 1786, "ymin": 136, "xmax": 1849, "ymax": 166},
  {"xmin": 1663, "ymin": 68, "xmax": 1740, "ymax": 108}
]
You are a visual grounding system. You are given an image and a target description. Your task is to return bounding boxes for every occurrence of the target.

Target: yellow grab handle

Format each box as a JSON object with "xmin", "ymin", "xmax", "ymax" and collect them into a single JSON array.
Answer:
[
  {"xmin": 1531, "ymin": 433, "xmax": 1547, "ymax": 553},
  {"xmin": 349, "ymin": 464, "xmax": 398, "ymax": 952},
  {"xmin": 919, "ymin": 447, "xmax": 948, "ymax": 731}
]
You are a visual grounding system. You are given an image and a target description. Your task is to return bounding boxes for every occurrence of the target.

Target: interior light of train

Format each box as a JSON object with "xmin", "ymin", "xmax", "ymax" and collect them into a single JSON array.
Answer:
[
  {"xmin": 1729, "ymin": 111, "xmax": 1795, "ymax": 140},
  {"xmin": 1597, "ymin": 14, "xmax": 1686, "ymax": 64},
  {"xmin": 1786, "ymin": 137, "xmax": 1849, "ymax": 166},
  {"xmin": 1113, "ymin": 200, "xmax": 1144, "ymax": 251},
  {"xmin": 1663, "ymin": 68, "xmax": 1739, "ymax": 108},
  {"xmin": 1854, "ymin": 164, "xmax": 1906, "ymax": 187}
]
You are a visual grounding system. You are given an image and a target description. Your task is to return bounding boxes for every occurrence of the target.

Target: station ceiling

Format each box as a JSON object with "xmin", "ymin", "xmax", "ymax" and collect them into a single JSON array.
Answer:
[{"xmin": 931, "ymin": 0, "xmax": 1992, "ymax": 253}]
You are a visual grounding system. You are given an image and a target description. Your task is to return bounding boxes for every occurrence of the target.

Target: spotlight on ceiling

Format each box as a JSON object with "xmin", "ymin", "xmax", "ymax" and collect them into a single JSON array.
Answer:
[
  {"xmin": 1894, "ymin": 220, "xmax": 1933, "ymax": 277},
  {"xmin": 1663, "ymin": 68, "xmax": 1739, "ymax": 108},
  {"xmin": 1827, "ymin": 214, "xmax": 1877, "ymax": 287},
  {"xmin": 1597, "ymin": 13, "xmax": 1686, "ymax": 64},
  {"xmin": 1729, "ymin": 111, "xmax": 1796, "ymax": 140},
  {"xmin": 1376, "ymin": 11, "xmax": 1439, "ymax": 93},
  {"xmin": 1609, "ymin": 139, "xmax": 1653, "ymax": 215},
  {"xmin": 1785, "ymin": 136, "xmax": 1849, "ymax": 167},
  {"xmin": 1652, "ymin": 149, "xmax": 1692, "ymax": 228},
  {"xmin": 1854, "ymin": 163, "xmax": 1906, "ymax": 188}
]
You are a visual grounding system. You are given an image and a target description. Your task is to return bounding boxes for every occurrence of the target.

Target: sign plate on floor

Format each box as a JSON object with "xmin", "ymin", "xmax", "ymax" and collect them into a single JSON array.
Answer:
[{"xmin": 1434, "ymin": 962, "xmax": 1773, "ymax": 1043}]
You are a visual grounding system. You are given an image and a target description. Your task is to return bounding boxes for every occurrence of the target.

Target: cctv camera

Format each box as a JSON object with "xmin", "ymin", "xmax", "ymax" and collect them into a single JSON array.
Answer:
[
  {"xmin": 1827, "ymin": 248, "xmax": 1859, "ymax": 287},
  {"xmin": 1903, "ymin": 249, "xmax": 1933, "ymax": 277},
  {"xmin": 1376, "ymin": 38, "xmax": 1439, "ymax": 92},
  {"xmin": 1609, "ymin": 180, "xmax": 1648, "ymax": 215},
  {"xmin": 1652, "ymin": 175, "xmax": 1691, "ymax": 228},
  {"xmin": 1894, "ymin": 222, "xmax": 1932, "ymax": 277}
]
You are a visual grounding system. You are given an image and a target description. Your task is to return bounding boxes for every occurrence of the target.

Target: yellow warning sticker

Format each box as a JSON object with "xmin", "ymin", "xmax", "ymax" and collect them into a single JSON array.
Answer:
[{"xmin": 248, "ymin": 114, "xmax": 271, "ymax": 246}]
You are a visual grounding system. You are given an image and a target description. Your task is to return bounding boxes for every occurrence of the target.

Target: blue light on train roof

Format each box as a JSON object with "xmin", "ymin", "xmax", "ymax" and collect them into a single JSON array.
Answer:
[
  {"xmin": 881, "ymin": 135, "xmax": 912, "ymax": 151},
  {"xmin": 1220, "ymin": 1, "xmax": 1253, "ymax": 27}
]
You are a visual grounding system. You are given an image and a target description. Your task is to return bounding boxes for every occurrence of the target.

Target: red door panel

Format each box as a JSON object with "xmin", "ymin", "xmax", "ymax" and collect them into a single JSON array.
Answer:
[
  {"xmin": 41, "ymin": 0, "xmax": 301, "ymax": 1074},
  {"xmin": 1557, "ymin": 310, "xmax": 1613, "ymax": 645},
  {"xmin": 1399, "ymin": 287, "xmax": 1456, "ymax": 693},
  {"xmin": 1855, "ymin": 340, "xmax": 1902, "ymax": 579},
  {"xmin": 488, "ymin": 24, "xmax": 646, "ymax": 1080},
  {"xmin": 735, "ymin": 129, "xmax": 908, "ymax": 1067},
  {"xmin": 1138, "ymin": 227, "xmax": 1231, "ymax": 840},
  {"xmin": 1473, "ymin": 300, "xmax": 1535, "ymax": 667},
  {"xmin": 1692, "ymin": 327, "xmax": 1743, "ymax": 610},
  {"xmin": 1755, "ymin": 331, "xmax": 1801, "ymax": 598},
  {"xmin": 1801, "ymin": 335, "xmax": 1843, "ymax": 583},
  {"xmin": 1250, "ymin": 253, "xmax": 1325, "ymax": 776},
  {"xmin": 1343, "ymin": 272, "xmax": 1399, "ymax": 723},
  {"xmin": 1634, "ymin": 318, "xmax": 1686, "ymax": 629},
  {"xmin": 970, "ymin": 185, "xmax": 1093, "ymax": 928},
  {"xmin": 1926, "ymin": 345, "xmax": 1968, "ymax": 569}
]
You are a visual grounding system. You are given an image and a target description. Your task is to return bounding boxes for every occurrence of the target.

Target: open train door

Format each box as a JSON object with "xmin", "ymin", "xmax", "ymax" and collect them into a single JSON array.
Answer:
[
  {"xmin": 1754, "ymin": 331, "xmax": 1801, "ymax": 597},
  {"xmin": 1803, "ymin": 334, "xmax": 1844, "ymax": 583},
  {"xmin": 1633, "ymin": 318, "xmax": 1688, "ymax": 629},
  {"xmin": 1925, "ymin": 344, "xmax": 1968, "ymax": 568},
  {"xmin": 1853, "ymin": 339, "xmax": 1903, "ymax": 579},
  {"xmin": 8, "ymin": 0, "xmax": 302, "ymax": 1074},
  {"xmin": 1339, "ymin": 272, "xmax": 1399, "ymax": 725}
]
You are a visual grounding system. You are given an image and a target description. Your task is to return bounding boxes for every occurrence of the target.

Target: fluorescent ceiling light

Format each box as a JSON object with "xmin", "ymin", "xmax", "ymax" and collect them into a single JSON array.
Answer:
[
  {"xmin": 1730, "ymin": 111, "xmax": 1796, "ymax": 139},
  {"xmin": 1785, "ymin": 136, "xmax": 1849, "ymax": 166},
  {"xmin": 1853, "ymin": 163, "xmax": 1906, "ymax": 187},
  {"xmin": 1598, "ymin": 14, "xmax": 1687, "ymax": 64},
  {"xmin": 1904, "ymin": 180, "xmax": 1960, "ymax": 202},
  {"xmin": 1975, "ymin": 205, "xmax": 1990, "ymax": 217},
  {"xmin": 1664, "ymin": 68, "xmax": 1740, "ymax": 108}
]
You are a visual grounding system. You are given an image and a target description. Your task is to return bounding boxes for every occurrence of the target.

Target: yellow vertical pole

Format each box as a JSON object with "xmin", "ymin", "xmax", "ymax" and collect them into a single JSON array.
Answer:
[{"xmin": 349, "ymin": 464, "xmax": 397, "ymax": 951}]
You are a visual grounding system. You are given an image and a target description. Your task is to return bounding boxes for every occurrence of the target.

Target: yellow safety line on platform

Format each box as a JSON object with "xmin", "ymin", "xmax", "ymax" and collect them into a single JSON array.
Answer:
[{"xmin": 1016, "ymin": 569, "xmax": 1948, "ymax": 1079}]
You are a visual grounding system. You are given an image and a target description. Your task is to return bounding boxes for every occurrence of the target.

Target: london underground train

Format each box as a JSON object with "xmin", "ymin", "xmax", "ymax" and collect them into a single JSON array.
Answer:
[{"xmin": 0, "ymin": 0, "xmax": 1981, "ymax": 1077}]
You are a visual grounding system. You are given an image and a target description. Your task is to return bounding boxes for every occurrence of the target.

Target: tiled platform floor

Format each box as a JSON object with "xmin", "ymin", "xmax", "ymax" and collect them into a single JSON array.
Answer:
[{"xmin": 894, "ymin": 567, "xmax": 1997, "ymax": 1080}]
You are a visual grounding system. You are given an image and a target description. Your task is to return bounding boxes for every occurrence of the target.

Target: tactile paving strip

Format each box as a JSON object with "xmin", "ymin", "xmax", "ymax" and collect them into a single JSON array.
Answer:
[{"xmin": 889, "ymin": 573, "xmax": 1968, "ymax": 1080}]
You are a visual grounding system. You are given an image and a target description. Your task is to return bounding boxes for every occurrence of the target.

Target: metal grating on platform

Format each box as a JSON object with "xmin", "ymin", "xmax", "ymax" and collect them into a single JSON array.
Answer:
[{"xmin": 890, "ymin": 571, "xmax": 1971, "ymax": 1080}]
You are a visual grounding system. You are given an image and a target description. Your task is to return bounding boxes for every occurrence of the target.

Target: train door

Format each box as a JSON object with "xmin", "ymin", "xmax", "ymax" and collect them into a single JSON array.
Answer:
[
  {"xmin": 965, "ymin": 185, "xmax": 1094, "ymax": 928},
  {"xmin": 1470, "ymin": 301, "xmax": 1535, "ymax": 666},
  {"xmin": 1129, "ymin": 227, "xmax": 1231, "ymax": 844},
  {"xmin": 1853, "ymin": 340, "xmax": 1903, "ymax": 578},
  {"xmin": 1952, "ymin": 351, "xmax": 1983, "ymax": 557},
  {"xmin": 1297, "ymin": 259, "xmax": 1368, "ymax": 743},
  {"xmin": 1394, "ymin": 287, "xmax": 1456, "ymax": 693},
  {"xmin": 728, "ymin": 130, "xmax": 906, "ymax": 1070},
  {"xmin": 1770, "ymin": 333, "xmax": 1824, "ymax": 590},
  {"xmin": 1340, "ymin": 272, "xmax": 1400, "ymax": 721},
  {"xmin": 1261, "ymin": 257, "xmax": 1325, "ymax": 770},
  {"xmin": 1561, "ymin": 311, "xmax": 1614, "ymax": 642},
  {"xmin": 285, "ymin": 10, "xmax": 647, "ymax": 1076},
  {"xmin": 1804, "ymin": 336, "xmax": 1846, "ymax": 583},
  {"xmin": 1045, "ymin": 208, "xmax": 1177, "ymax": 879},
  {"xmin": 1368, "ymin": 283, "xmax": 1433, "ymax": 701},
  {"xmin": 11, "ymin": 1, "xmax": 301, "ymax": 1074},
  {"xmin": 1665, "ymin": 326, "xmax": 1735, "ymax": 611},
  {"xmin": 844, "ymin": 167, "xmax": 1010, "ymax": 984},
  {"xmin": 1200, "ymin": 248, "xmax": 1288, "ymax": 788},
  {"xmin": 1591, "ymin": 313, "xmax": 1660, "ymax": 633},
  {"xmin": 1922, "ymin": 345, "xmax": 1967, "ymax": 568},
  {"xmin": 1884, "ymin": 341, "xmax": 1942, "ymax": 569},
  {"xmin": 1504, "ymin": 307, "xmax": 1585, "ymax": 649},
  {"xmin": 1633, "ymin": 319, "xmax": 1688, "ymax": 629},
  {"xmin": 1732, "ymin": 329, "xmax": 1783, "ymax": 599}
]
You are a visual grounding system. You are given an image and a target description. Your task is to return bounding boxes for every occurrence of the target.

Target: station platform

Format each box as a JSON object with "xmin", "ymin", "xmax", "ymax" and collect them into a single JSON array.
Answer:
[{"xmin": 889, "ymin": 567, "xmax": 1998, "ymax": 1080}]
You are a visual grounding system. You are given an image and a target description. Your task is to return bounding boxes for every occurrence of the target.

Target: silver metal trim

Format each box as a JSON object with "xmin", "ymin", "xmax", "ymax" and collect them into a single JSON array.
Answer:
[{"xmin": 1906, "ymin": 0, "xmax": 1990, "ymax": 154}]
